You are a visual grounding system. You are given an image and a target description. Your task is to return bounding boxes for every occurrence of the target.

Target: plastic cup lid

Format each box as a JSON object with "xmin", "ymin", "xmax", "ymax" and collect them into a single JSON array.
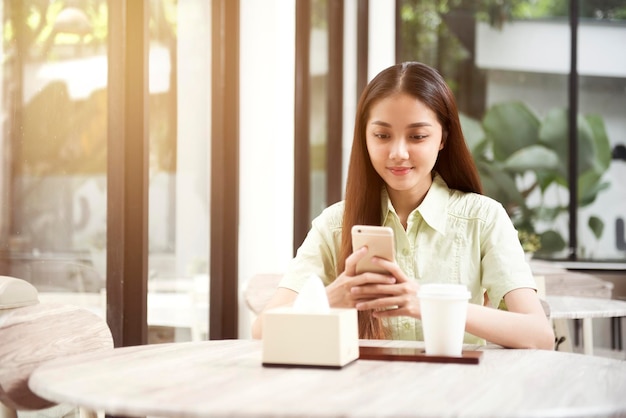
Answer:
[{"xmin": 417, "ymin": 283, "xmax": 470, "ymax": 300}]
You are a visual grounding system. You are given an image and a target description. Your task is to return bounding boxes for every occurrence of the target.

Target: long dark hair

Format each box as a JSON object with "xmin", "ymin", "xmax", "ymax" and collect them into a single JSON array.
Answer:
[{"xmin": 339, "ymin": 62, "xmax": 483, "ymax": 338}]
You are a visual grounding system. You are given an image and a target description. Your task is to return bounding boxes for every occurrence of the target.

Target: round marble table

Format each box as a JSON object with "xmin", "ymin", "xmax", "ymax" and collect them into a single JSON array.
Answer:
[
  {"xmin": 546, "ymin": 295, "xmax": 626, "ymax": 355},
  {"xmin": 29, "ymin": 339, "xmax": 626, "ymax": 418}
]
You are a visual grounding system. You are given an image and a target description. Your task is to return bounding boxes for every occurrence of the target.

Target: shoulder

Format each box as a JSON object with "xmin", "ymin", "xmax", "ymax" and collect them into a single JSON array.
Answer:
[
  {"xmin": 447, "ymin": 189, "xmax": 507, "ymax": 222},
  {"xmin": 311, "ymin": 201, "xmax": 345, "ymax": 231},
  {"xmin": 423, "ymin": 175, "xmax": 508, "ymax": 232}
]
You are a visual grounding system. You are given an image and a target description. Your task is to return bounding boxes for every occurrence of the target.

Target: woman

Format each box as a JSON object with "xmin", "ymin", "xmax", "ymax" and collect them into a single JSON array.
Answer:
[{"xmin": 252, "ymin": 62, "xmax": 554, "ymax": 350}]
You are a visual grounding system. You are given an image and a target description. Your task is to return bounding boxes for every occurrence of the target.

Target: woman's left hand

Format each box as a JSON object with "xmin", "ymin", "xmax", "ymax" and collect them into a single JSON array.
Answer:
[{"xmin": 352, "ymin": 256, "xmax": 421, "ymax": 319}]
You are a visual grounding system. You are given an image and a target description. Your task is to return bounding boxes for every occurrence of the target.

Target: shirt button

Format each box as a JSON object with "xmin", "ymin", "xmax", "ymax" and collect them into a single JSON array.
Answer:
[
  {"xmin": 403, "ymin": 322, "xmax": 411, "ymax": 329},
  {"xmin": 402, "ymin": 248, "xmax": 409, "ymax": 256}
]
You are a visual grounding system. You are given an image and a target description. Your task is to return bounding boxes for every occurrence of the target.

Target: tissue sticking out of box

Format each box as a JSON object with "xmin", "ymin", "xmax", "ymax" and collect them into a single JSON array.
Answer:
[
  {"xmin": 292, "ymin": 274, "xmax": 330, "ymax": 313},
  {"xmin": 263, "ymin": 275, "xmax": 359, "ymax": 368},
  {"xmin": 261, "ymin": 273, "xmax": 359, "ymax": 368}
]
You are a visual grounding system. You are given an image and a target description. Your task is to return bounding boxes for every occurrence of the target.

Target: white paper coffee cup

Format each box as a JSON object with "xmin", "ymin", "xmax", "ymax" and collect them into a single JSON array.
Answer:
[{"xmin": 418, "ymin": 283, "xmax": 470, "ymax": 357}]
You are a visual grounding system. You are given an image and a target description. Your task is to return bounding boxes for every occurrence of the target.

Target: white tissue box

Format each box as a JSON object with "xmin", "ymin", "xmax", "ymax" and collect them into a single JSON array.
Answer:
[{"xmin": 262, "ymin": 307, "xmax": 359, "ymax": 368}]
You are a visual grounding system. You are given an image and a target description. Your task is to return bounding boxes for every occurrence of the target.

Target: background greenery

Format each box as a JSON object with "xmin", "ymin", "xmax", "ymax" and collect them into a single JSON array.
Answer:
[
  {"xmin": 398, "ymin": 0, "xmax": 623, "ymax": 257},
  {"xmin": 461, "ymin": 102, "xmax": 612, "ymax": 255}
]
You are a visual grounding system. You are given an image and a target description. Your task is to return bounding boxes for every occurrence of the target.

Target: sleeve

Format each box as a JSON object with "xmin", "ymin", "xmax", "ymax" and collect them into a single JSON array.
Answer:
[
  {"xmin": 278, "ymin": 203, "xmax": 344, "ymax": 293},
  {"xmin": 480, "ymin": 202, "xmax": 537, "ymax": 309}
]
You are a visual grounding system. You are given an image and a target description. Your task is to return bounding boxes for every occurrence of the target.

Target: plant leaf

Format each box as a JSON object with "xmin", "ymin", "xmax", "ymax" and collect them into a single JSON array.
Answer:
[
  {"xmin": 585, "ymin": 114, "xmax": 612, "ymax": 172},
  {"xmin": 578, "ymin": 170, "xmax": 610, "ymax": 206},
  {"xmin": 539, "ymin": 230, "xmax": 567, "ymax": 253},
  {"xmin": 577, "ymin": 115, "xmax": 597, "ymax": 175},
  {"xmin": 538, "ymin": 108, "xmax": 568, "ymax": 177},
  {"xmin": 502, "ymin": 145, "xmax": 560, "ymax": 172},
  {"xmin": 539, "ymin": 109, "xmax": 609, "ymax": 177},
  {"xmin": 459, "ymin": 112, "xmax": 485, "ymax": 153},
  {"xmin": 535, "ymin": 170, "xmax": 563, "ymax": 193},
  {"xmin": 483, "ymin": 101, "xmax": 540, "ymax": 161},
  {"xmin": 477, "ymin": 161, "xmax": 526, "ymax": 211},
  {"xmin": 535, "ymin": 205, "xmax": 568, "ymax": 222},
  {"xmin": 588, "ymin": 216, "xmax": 604, "ymax": 240}
]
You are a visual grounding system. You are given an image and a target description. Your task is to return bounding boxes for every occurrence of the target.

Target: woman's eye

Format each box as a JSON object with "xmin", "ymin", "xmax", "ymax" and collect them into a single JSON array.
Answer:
[
  {"xmin": 373, "ymin": 132, "xmax": 390, "ymax": 139},
  {"xmin": 409, "ymin": 134, "xmax": 427, "ymax": 140}
]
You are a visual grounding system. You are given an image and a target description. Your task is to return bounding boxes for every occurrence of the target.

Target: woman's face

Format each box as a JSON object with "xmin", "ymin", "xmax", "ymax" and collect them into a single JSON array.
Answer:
[{"xmin": 365, "ymin": 93, "xmax": 444, "ymax": 201}]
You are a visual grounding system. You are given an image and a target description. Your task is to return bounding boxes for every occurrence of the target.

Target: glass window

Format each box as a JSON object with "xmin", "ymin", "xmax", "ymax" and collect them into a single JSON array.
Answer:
[
  {"xmin": 0, "ymin": 0, "xmax": 212, "ymax": 344},
  {"xmin": 576, "ymin": 1, "xmax": 626, "ymax": 260},
  {"xmin": 1, "ymin": 0, "xmax": 108, "ymax": 311},
  {"xmin": 310, "ymin": 0, "xmax": 329, "ymax": 220},
  {"xmin": 147, "ymin": 0, "xmax": 211, "ymax": 343},
  {"xmin": 398, "ymin": 0, "xmax": 625, "ymax": 262}
]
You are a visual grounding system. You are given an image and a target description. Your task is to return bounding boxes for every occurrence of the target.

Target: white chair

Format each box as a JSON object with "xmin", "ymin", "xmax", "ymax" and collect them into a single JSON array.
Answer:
[
  {"xmin": 0, "ymin": 276, "xmax": 113, "ymax": 418},
  {"xmin": 243, "ymin": 273, "xmax": 283, "ymax": 321}
]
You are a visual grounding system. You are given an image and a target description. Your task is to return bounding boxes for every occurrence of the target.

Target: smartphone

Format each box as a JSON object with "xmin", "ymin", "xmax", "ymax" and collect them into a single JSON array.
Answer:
[{"xmin": 351, "ymin": 225, "xmax": 395, "ymax": 274}]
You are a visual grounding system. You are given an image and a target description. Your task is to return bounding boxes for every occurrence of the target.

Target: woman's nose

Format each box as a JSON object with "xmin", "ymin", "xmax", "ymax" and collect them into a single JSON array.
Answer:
[{"xmin": 389, "ymin": 139, "xmax": 409, "ymax": 160}]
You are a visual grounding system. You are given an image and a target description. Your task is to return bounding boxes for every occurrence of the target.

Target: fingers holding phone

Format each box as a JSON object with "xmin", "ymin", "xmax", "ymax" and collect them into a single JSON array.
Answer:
[
  {"xmin": 349, "ymin": 225, "xmax": 418, "ymax": 313},
  {"xmin": 351, "ymin": 225, "xmax": 395, "ymax": 275}
]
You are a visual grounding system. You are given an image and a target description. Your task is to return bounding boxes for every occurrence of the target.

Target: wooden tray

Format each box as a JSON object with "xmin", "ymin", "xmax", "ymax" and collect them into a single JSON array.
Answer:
[{"xmin": 359, "ymin": 346, "xmax": 482, "ymax": 365}]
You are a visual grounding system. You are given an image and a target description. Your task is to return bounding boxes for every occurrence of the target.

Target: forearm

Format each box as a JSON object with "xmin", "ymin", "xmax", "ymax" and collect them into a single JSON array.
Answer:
[{"xmin": 465, "ymin": 303, "xmax": 554, "ymax": 350}]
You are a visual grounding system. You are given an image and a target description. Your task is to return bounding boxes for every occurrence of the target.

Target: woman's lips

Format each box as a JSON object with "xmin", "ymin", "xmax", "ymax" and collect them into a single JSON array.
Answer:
[{"xmin": 388, "ymin": 167, "xmax": 413, "ymax": 175}]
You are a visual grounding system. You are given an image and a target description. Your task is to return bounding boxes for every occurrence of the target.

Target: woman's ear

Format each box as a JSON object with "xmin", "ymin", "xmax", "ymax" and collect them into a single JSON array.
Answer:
[{"xmin": 440, "ymin": 130, "xmax": 448, "ymax": 150}]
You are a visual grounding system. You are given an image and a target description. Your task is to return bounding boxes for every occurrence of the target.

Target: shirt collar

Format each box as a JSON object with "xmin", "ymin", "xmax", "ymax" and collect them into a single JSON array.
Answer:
[
  {"xmin": 380, "ymin": 173, "xmax": 450, "ymax": 234},
  {"xmin": 416, "ymin": 174, "xmax": 449, "ymax": 234}
]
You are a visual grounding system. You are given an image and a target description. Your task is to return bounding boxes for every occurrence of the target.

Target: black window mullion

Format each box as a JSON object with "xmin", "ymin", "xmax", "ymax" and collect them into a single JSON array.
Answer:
[
  {"xmin": 106, "ymin": 0, "xmax": 149, "ymax": 347},
  {"xmin": 326, "ymin": 0, "xmax": 344, "ymax": 205},
  {"xmin": 210, "ymin": 0, "xmax": 240, "ymax": 339},
  {"xmin": 294, "ymin": 0, "xmax": 312, "ymax": 255},
  {"xmin": 356, "ymin": 0, "xmax": 369, "ymax": 100},
  {"xmin": 568, "ymin": 0, "xmax": 579, "ymax": 261}
]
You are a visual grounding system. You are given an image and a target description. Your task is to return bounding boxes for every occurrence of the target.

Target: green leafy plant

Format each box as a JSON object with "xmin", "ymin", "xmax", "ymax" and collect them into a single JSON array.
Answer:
[
  {"xmin": 518, "ymin": 230, "xmax": 541, "ymax": 254},
  {"xmin": 461, "ymin": 101, "xmax": 612, "ymax": 256}
]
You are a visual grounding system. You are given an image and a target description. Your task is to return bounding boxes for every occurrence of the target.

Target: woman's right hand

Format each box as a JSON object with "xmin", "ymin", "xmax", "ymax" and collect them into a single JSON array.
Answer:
[{"xmin": 325, "ymin": 246, "xmax": 396, "ymax": 308}]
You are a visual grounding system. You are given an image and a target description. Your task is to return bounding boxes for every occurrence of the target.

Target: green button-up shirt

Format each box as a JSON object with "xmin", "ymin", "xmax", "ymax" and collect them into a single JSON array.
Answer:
[{"xmin": 280, "ymin": 174, "xmax": 536, "ymax": 343}]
